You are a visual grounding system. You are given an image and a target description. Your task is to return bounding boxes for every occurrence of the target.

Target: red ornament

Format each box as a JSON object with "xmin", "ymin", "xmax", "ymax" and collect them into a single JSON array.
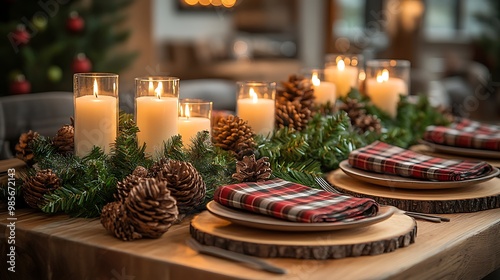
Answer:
[
  {"xmin": 71, "ymin": 53, "xmax": 92, "ymax": 73},
  {"xmin": 66, "ymin": 12, "xmax": 85, "ymax": 34},
  {"xmin": 9, "ymin": 75, "xmax": 31, "ymax": 95},
  {"xmin": 11, "ymin": 24, "xmax": 30, "ymax": 47}
]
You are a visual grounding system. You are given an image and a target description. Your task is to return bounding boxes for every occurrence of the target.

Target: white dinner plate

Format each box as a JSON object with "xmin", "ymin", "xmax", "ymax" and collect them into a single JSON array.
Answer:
[
  {"xmin": 206, "ymin": 201, "xmax": 396, "ymax": 232},
  {"xmin": 420, "ymin": 140, "xmax": 500, "ymax": 159},
  {"xmin": 339, "ymin": 160, "xmax": 499, "ymax": 190}
]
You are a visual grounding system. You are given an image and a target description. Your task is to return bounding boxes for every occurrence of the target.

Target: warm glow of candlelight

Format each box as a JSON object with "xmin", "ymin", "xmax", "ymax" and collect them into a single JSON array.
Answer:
[
  {"xmin": 93, "ymin": 79, "xmax": 98, "ymax": 97},
  {"xmin": 249, "ymin": 88, "xmax": 258, "ymax": 103},
  {"xmin": 337, "ymin": 60, "xmax": 345, "ymax": 71},
  {"xmin": 185, "ymin": 104, "xmax": 190, "ymax": 119},
  {"xmin": 377, "ymin": 69, "xmax": 390, "ymax": 83},
  {"xmin": 155, "ymin": 81, "xmax": 163, "ymax": 99},
  {"xmin": 312, "ymin": 73, "xmax": 321, "ymax": 86}
]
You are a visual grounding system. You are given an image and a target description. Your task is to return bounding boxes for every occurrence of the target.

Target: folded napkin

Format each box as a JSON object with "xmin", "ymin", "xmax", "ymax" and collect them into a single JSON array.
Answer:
[
  {"xmin": 348, "ymin": 141, "xmax": 493, "ymax": 181},
  {"xmin": 213, "ymin": 178, "xmax": 378, "ymax": 223},
  {"xmin": 423, "ymin": 118, "xmax": 500, "ymax": 151}
]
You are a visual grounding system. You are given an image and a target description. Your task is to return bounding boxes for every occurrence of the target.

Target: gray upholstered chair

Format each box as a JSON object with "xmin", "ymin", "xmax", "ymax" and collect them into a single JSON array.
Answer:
[
  {"xmin": 179, "ymin": 79, "xmax": 236, "ymax": 111},
  {"xmin": 0, "ymin": 92, "xmax": 74, "ymax": 159}
]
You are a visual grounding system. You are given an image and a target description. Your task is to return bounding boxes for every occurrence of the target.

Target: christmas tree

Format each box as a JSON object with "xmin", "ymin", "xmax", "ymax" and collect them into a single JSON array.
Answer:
[{"xmin": 0, "ymin": 0, "xmax": 137, "ymax": 95}]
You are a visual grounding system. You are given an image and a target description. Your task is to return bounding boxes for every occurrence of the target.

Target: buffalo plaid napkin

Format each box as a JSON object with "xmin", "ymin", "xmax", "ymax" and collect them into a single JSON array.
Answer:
[
  {"xmin": 213, "ymin": 178, "xmax": 378, "ymax": 223},
  {"xmin": 348, "ymin": 141, "xmax": 493, "ymax": 181},
  {"xmin": 423, "ymin": 118, "xmax": 500, "ymax": 151}
]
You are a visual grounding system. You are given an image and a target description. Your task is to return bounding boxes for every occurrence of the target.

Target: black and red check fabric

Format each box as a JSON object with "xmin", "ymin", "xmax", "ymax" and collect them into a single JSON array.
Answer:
[
  {"xmin": 213, "ymin": 178, "xmax": 378, "ymax": 223},
  {"xmin": 348, "ymin": 141, "xmax": 492, "ymax": 181},
  {"xmin": 423, "ymin": 118, "xmax": 500, "ymax": 151}
]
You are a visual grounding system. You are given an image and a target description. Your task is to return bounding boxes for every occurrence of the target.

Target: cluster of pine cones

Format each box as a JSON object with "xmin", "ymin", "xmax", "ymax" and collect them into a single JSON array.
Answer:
[
  {"xmin": 15, "ymin": 118, "xmax": 74, "ymax": 165},
  {"xmin": 339, "ymin": 98, "xmax": 382, "ymax": 134},
  {"xmin": 101, "ymin": 159, "xmax": 206, "ymax": 241},
  {"xmin": 275, "ymin": 75, "xmax": 315, "ymax": 131}
]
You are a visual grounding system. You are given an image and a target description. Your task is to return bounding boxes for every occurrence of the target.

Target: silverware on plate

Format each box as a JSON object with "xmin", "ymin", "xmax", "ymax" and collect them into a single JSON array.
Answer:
[
  {"xmin": 314, "ymin": 177, "xmax": 450, "ymax": 223},
  {"xmin": 186, "ymin": 238, "xmax": 287, "ymax": 274}
]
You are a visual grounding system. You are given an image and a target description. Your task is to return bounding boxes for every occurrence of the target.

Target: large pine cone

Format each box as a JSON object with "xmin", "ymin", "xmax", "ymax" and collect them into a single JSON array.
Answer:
[
  {"xmin": 275, "ymin": 100, "xmax": 312, "ymax": 131},
  {"xmin": 115, "ymin": 174, "xmax": 145, "ymax": 202},
  {"xmin": 53, "ymin": 119, "xmax": 74, "ymax": 155},
  {"xmin": 212, "ymin": 115, "xmax": 256, "ymax": 160},
  {"xmin": 22, "ymin": 169, "xmax": 61, "ymax": 209},
  {"xmin": 339, "ymin": 98, "xmax": 366, "ymax": 125},
  {"xmin": 155, "ymin": 160, "xmax": 206, "ymax": 214},
  {"xmin": 15, "ymin": 130, "xmax": 39, "ymax": 165},
  {"xmin": 101, "ymin": 202, "xmax": 142, "ymax": 241},
  {"xmin": 125, "ymin": 178, "xmax": 178, "ymax": 238},
  {"xmin": 354, "ymin": 114, "xmax": 382, "ymax": 134},
  {"xmin": 277, "ymin": 74, "xmax": 315, "ymax": 110},
  {"xmin": 232, "ymin": 155, "xmax": 272, "ymax": 182}
]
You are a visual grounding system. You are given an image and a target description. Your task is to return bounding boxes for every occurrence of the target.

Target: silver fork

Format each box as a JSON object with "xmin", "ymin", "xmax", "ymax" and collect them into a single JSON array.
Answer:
[{"xmin": 314, "ymin": 177, "xmax": 450, "ymax": 223}]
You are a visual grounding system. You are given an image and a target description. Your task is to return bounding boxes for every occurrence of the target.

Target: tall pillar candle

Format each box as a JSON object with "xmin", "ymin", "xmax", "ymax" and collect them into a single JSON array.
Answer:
[
  {"xmin": 74, "ymin": 73, "xmax": 118, "ymax": 157},
  {"xmin": 178, "ymin": 99, "xmax": 212, "ymax": 147},
  {"xmin": 135, "ymin": 77, "xmax": 179, "ymax": 157},
  {"xmin": 324, "ymin": 54, "xmax": 362, "ymax": 97},
  {"xmin": 365, "ymin": 60, "xmax": 410, "ymax": 118},
  {"xmin": 236, "ymin": 81, "xmax": 276, "ymax": 136}
]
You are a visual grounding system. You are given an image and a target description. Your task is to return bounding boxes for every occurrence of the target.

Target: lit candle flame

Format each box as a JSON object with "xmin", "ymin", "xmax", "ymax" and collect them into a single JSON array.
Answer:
[
  {"xmin": 93, "ymin": 78, "xmax": 98, "ymax": 98},
  {"xmin": 155, "ymin": 82, "xmax": 163, "ymax": 99},
  {"xmin": 312, "ymin": 72, "xmax": 321, "ymax": 86},
  {"xmin": 249, "ymin": 88, "xmax": 258, "ymax": 103},
  {"xmin": 376, "ymin": 69, "xmax": 390, "ymax": 83},
  {"xmin": 148, "ymin": 79, "xmax": 154, "ymax": 95},
  {"xmin": 337, "ymin": 60, "xmax": 345, "ymax": 71},
  {"xmin": 185, "ymin": 104, "xmax": 190, "ymax": 119}
]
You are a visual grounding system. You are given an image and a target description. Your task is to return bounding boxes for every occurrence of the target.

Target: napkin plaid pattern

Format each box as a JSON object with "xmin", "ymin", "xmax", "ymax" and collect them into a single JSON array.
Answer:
[
  {"xmin": 423, "ymin": 118, "xmax": 500, "ymax": 151},
  {"xmin": 213, "ymin": 179, "xmax": 378, "ymax": 223},
  {"xmin": 348, "ymin": 141, "xmax": 492, "ymax": 181}
]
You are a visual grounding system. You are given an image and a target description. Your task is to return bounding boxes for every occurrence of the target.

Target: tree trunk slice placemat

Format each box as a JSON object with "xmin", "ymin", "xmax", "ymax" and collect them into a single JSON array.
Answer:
[
  {"xmin": 327, "ymin": 169, "xmax": 500, "ymax": 214},
  {"xmin": 190, "ymin": 211, "xmax": 416, "ymax": 260}
]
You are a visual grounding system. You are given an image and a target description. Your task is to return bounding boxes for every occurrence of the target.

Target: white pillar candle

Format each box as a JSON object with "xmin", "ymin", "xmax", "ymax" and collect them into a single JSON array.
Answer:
[
  {"xmin": 74, "ymin": 77, "xmax": 117, "ymax": 157},
  {"xmin": 325, "ymin": 60, "xmax": 358, "ymax": 98},
  {"xmin": 312, "ymin": 73, "xmax": 336, "ymax": 105},
  {"xmin": 366, "ymin": 69, "xmax": 408, "ymax": 118},
  {"xmin": 178, "ymin": 103, "xmax": 211, "ymax": 146},
  {"xmin": 136, "ymin": 80, "xmax": 179, "ymax": 156},
  {"xmin": 237, "ymin": 88, "xmax": 275, "ymax": 135}
]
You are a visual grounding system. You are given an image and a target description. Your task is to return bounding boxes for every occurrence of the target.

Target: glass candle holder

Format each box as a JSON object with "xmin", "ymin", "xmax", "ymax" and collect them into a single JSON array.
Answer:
[
  {"xmin": 365, "ymin": 59, "xmax": 410, "ymax": 118},
  {"xmin": 300, "ymin": 68, "xmax": 337, "ymax": 106},
  {"xmin": 236, "ymin": 81, "xmax": 276, "ymax": 136},
  {"xmin": 135, "ymin": 76, "xmax": 179, "ymax": 157},
  {"xmin": 324, "ymin": 53, "xmax": 363, "ymax": 98},
  {"xmin": 73, "ymin": 73, "xmax": 118, "ymax": 157},
  {"xmin": 178, "ymin": 99, "xmax": 212, "ymax": 147}
]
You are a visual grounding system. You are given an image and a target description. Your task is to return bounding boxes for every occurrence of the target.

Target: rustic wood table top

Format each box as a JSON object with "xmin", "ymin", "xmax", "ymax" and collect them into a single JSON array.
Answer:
[{"xmin": 0, "ymin": 203, "xmax": 499, "ymax": 280}]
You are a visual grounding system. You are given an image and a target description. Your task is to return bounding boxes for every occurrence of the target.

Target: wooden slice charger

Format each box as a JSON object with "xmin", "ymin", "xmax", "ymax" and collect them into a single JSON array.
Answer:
[
  {"xmin": 327, "ymin": 169, "xmax": 500, "ymax": 214},
  {"xmin": 190, "ymin": 211, "xmax": 416, "ymax": 260}
]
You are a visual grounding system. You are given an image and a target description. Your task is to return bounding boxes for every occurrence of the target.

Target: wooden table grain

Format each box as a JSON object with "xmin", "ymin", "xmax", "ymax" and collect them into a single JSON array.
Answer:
[{"xmin": 0, "ymin": 205, "xmax": 499, "ymax": 280}]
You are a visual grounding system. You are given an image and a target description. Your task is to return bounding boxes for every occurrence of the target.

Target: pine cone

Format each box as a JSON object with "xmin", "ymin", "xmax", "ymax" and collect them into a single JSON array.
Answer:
[
  {"xmin": 115, "ymin": 174, "xmax": 146, "ymax": 202},
  {"xmin": 148, "ymin": 158, "xmax": 169, "ymax": 178},
  {"xmin": 125, "ymin": 178, "xmax": 178, "ymax": 238},
  {"xmin": 275, "ymin": 100, "xmax": 312, "ymax": 131},
  {"xmin": 22, "ymin": 169, "xmax": 61, "ymax": 209},
  {"xmin": 132, "ymin": 166, "xmax": 148, "ymax": 178},
  {"xmin": 15, "ymin": 130, "xmax": 39, "ymax": 165},
  {"xmin": 53, "ymin": 118, "xmax": 74, "ymax": 155},
  {"xmin": 339, "ymin": 98, "xmax": 366, "ymax": 124},
  {"xmin": 277, "ymin": 74, "xmax": 315, "ymax": 110},
  {"xmin": 354, "ymin": 114, "xmax": 382, "ymax": 134},
  {"xmin": 212, "ymin": 115, "xmax": 256, "ymax": 160},
  {"xmin": 155, "ymin": 160, "xmax": 206, "ymax": 214},
  {"xmin": 232, "ymin": 155, "xmax": 272, "ymax": 182},
  {"xmin": 101, "ymin": 202, "xmax": 142, "ymax": 241}
]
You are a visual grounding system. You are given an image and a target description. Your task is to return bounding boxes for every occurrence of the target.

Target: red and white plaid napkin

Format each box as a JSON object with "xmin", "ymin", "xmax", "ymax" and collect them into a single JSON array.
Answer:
[
  {"xmin": 348, "ymin": 141, "xmax": 493, "ymax": 181},
  {"xmin": 423, "ymin": 118, "xmax": 500, "ymax": 151},
  {"xmin": 213, "ymin": 179, "xmax": 379, "ymax": 223}
]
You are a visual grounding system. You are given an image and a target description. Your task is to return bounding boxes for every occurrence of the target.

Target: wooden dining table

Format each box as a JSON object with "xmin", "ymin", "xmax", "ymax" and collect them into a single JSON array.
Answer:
[{"xmin": 0, "ymin": 200, "xmax": 499, "ymax": 280}]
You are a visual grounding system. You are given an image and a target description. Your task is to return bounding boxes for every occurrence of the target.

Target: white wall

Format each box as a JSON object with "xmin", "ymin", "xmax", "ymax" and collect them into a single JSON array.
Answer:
[{"xmin": 152, "ymin": 1, "xmax": 233, "ymax": 41}]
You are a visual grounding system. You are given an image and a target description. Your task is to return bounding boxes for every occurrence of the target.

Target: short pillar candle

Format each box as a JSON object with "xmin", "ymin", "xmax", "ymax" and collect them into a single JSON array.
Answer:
[
  {"xmin": 178, "ymin": 99, "xmax": 212, "ymax": 147},
  {"xmin": 365, "ymin": 59, "xmax": 410, "ymax": 118},
  {"xmin": 135, "ymin": 76, "xmax": 179, "ymax": 157},
  {"xmin": 74, "ymin": 73, "xmax": 118, "ymax": 157},
  {"xmin": 324, "ymin": 53, "xmax": 362, "ymax": 98},
  {"xmin": 301, "ymin": 68, "xmax": 336, "ymax": 106},
  {"xmin": 236, "ymin": 81, "xmax": 276, "ymax": 136}
]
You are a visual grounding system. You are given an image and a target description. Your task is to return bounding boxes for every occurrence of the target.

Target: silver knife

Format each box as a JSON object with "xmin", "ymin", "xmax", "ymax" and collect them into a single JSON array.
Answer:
[{"xmin": 186, "ymin": 238, "xmax": 287, "ymax": 274}]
